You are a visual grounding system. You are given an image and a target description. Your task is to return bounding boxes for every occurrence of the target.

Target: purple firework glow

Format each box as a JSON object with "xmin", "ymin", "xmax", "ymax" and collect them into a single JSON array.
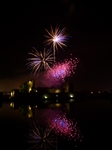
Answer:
[
  {"xmin": 47, "ymin": 112, "xmax": 83, "ymax": 142},
  {"xmin": 45, "ymin": 56, "xmax": 79, "ymax": 85}
]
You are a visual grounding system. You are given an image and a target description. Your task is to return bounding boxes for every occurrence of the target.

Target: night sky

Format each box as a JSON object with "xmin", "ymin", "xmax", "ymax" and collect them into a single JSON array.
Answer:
[{"xmin": 0, "ymin": 0, "xmax": 112, "ymax": 92}]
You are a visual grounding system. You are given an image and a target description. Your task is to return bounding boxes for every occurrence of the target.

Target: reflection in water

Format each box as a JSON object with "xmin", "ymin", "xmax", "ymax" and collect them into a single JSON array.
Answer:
[
  {"xmin": 9, "ymin": 102, "xmax": 36, "ymax": 118},
  {"xmin": 47, "ymin": 111, "xmax": 83, "ymax": 146},
  {"xmin": 25, "ymin": 122, "xmax": 57, "ymax": 150},
  {"xmin": 10, "ymin": 102, "xmax": 14, "ymax": 108},
  {"xmin": 10, "ymin": 102, "xmax": 19, "ymax": 109},
  {"xmin": 1, "ymin": 99, "xmax": 112, "ymax": 149},
  {"xmin": 9, "ymin": 102, "xmax": 71, "ymax": 119},
  {"xmin": 8, "ymin": 101, "xmax": 84, "ymax": 149},
  {"xmin": 20, "ymin": 105, "xmax": 33, "ymax": 118}
]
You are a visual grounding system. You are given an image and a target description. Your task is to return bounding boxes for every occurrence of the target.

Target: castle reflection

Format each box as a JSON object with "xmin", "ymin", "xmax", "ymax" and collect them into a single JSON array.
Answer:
[
  {"xmin": 9, "ymin": 102, "xmax": 71, "ymax": 118},
  {"xmin": 10, "ymin": 102, "xmax": 34, "ymax": 118}
]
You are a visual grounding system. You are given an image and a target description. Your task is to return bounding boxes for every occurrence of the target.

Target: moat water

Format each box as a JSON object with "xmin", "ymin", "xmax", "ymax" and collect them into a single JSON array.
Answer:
[{"xmin": 0, "ymin": 99, "xmax": 112, "ymax": 149}]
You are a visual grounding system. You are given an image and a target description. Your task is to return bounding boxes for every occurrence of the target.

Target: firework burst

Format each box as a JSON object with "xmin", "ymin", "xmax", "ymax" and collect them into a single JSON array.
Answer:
[
  {"xmin": 45, "ymin": 55, "xmax": 79, "ymax": 85},
  {"xmin": 25, "ymin": 122, "xmax": 57, "ymax": 150},
  {"xmin": 44, "ymin": 25, "xmax": 69, "ymax": 62},
  {"xmin": 26, "ymin": 47, "xmax": 54, "ymax": 75}
]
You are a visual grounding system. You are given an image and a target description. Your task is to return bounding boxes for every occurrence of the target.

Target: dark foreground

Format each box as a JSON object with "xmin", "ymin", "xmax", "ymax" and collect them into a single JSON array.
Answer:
[{"xmin": 0, "ymin": 99, "xmax": 112, "ymax": 149}]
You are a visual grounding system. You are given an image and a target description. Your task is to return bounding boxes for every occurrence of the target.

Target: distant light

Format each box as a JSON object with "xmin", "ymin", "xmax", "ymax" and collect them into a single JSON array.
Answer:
[
  {"xmin": 35, "ymin": 90, "xmax": 37, "ymax": 92},
  {"xmin": 44, "ymin": 95, "xmax": 48, "ymax": 99},
  {"xmin": 91, "ymin": 92, "xmax": 93, "ymax": 94},
  {"xmin": 70, "ymin": 94, "xmax": 74, "ymax": 98},
  {"xmin": 70, "ymin": 99, "xmax": 74, "ymax": 102},
  {"xmin": 10, "ymin": 102, "xmax": 12, "ymax": 107},
  {"xmin": 56, "ymin": 94, "xmax": 58, "ymax": 97},
  {"xmin": 28, "ymin": 105, "xmax": 31, "ymax": 110},
  {"xmin": 28, "ymin": 81, "xmax": 32, "ymax": 84},
  {"xmin": 44, "ymin": 100, "xmax": 48, "ymax": 103},
  {"xmin": 27, "ymin": 111, "xmax": 33, "ymax": 118},
  {"xmin": 55, "ymin": 89, "xmax": 60, "ymax": 93},
  {"xmin": 56, "ymin": 99, "xmax": 58, "ymax": 103},
  {"xmin": 11, "ymin": 91, "xmax": 15, "ymax": 97},
  {"xmin": 29, "ymin": 88, "xmax": 32, "ymax": 92},
  {"xmin": 35, "ymin": 105, "xmax": 37, "ymax": 108},
  {"xmin": 55, "ymin": 103, "xmax": 61, "ymax": 107},
  {"xmin": 98, "ymin": 91, "xmax": 101, "ymax": 93},
  {"xmin": 10, "ymin": 102, "xmax": 14, "ymax": 108}
]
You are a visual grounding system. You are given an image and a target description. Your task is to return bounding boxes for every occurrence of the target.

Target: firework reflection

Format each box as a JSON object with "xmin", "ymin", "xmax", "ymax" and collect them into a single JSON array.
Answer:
[
  {"xmin": 47, "ymin": 112, "xmax": 84, "ymax": 143},
  {"xmin": 25, "ymin": 122, "xmax": 57, "ymax": 150}
]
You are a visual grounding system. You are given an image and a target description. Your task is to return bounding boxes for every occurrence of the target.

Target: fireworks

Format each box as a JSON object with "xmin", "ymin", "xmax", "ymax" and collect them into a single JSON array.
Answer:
[
  {"xmin": 44, "ymin": 25, "xmax": 69, "ymax": 62},
  {"xmin": 47, "ymin": 112, "xmax": 83, "ymax": 142},
  {"xmin": 45, "ymin": 56, "xmax": 79, "ymax": 85},
  {"xmin": 26, "ymin": 47, "xmax": 54, "ymax": 75},
  {"xmin": 25, "ymin": 122, "xmax": 57, "ymax": 150}
]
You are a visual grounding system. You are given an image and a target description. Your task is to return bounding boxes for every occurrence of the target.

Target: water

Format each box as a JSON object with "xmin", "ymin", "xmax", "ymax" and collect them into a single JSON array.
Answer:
[{"xmin": 0, "ymin": 99, "xmax": 112, "ymax": 149}]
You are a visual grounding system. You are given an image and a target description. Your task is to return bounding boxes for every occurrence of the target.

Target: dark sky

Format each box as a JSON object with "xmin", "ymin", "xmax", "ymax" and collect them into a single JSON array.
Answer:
[{"xmin": 0, "ymin": 0, "xmax": 112, "ymax": 91}]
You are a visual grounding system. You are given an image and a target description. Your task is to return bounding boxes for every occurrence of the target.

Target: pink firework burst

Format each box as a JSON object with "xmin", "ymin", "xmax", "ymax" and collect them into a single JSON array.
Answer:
[
  {"xmin": 47, "ymin": 112, "xmax": 83, "ymax": 142},
  {"xmin": 45, "ymin": 56, "xmax": 79, "ymax": 85}
]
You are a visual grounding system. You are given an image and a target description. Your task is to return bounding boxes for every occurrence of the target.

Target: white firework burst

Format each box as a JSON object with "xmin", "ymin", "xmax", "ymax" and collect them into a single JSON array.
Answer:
[
  {"xmin": 44, "ymin": 25, "xmax": 69, "ymax": 62},
  {"xmin": 26, "ymin": 47, "xmax": 54, "ymax": 75}
]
